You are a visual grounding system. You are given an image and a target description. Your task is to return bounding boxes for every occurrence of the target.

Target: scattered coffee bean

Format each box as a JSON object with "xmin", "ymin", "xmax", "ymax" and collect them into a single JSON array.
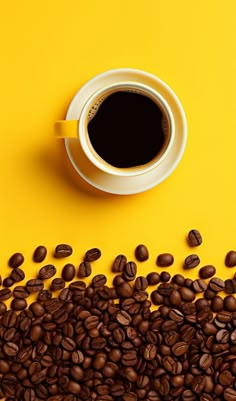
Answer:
[
  {"xmin": 156, "ymin": 253, "xmax": 174, "ymax": 267},
  {"xmin": 11, "ymin": 298, "xmax": 27, "ymax": 311},
  {"xmin": 33, "ymin": 245, "xmax": 47, "ymax": 262},
  {"xmin": 84, "ymin": 247, "xmax": 101, "ymax": 262},
  {"xmin": 10, "ymin": 267, "xmax": 25, "ymax": 282},
  {"xmin": 38, "ymin": 264, "xmax": 56, "ymax": 280},
  {"xmin": 78, "ymin": 261, "xmax": 92, "ymax": 278},
  {"xmin": 199, "ymin": 265, "xmax": 216, "ymax": 279},
  {"xmin": 224, "ymin": 295, "xmax": 236, "ymax": 311},
  {"xmin": 26, "ymin": 279, "xmax": 44, "ymax": 293},
  {"xmin": 146, "ymin": 272, "xmax": 160, "ymax": 285},
  {"xmin": 0, "ymin": 288, "xmax": 12, "ymax": 301},
  {"xmin": 160, "ymin": 271, "xmax": 171, "ymax": 282},
  {"xmin": 225, "ymin": 250, "xmax": 236, "ymax": 267},
  {"xmin": 50, "ymin": 278, "xmax": 65, "ymax": 291},
  {"xmin": 209, "ymin": 277, "xmax": 225, "ymax": 292},
  {"xmin": 54, "ymin": 244, "xmax": 73, "ymax": 258},
  {"xmin": 188, "ymin": 229, "xmax": 202, "ymax": 246},
  {"xmin": 8, "ymin": 252, "xmax": 24, "ymax": 268},
  {"xmin": 112, "ymin": 254, "xmax": 127, "ymax": 272},
  {"xmin": 225, "ymin": 279, "xmax": 236, "ymax": 294},
  {"xmin": 135, "ymin": 244, "xmax": 149, "ymax": 261},
  {"xmin": 123, "ymin": 262, "xmax": 137, "ymax": 281},
  {"xmin": 61, "ymin": 263, "xmax": 75, "ymax": 281},
  {"xmin": 184, "ymin": 254, "xmax": 200, "ymax": 269},
  {"xmin": 2, "ymin": 277, "xmax": 14, "ymax": 287},
  {"xmin": 13, "ymin": 286, "xmax": 29, "ymax": 299}
]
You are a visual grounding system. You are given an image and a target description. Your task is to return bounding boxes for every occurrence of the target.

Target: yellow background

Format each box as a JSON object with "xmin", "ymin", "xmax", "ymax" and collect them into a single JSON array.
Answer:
[{"xmin": 1, "ymin": 0, "xmax": 236, "ymax": 283}]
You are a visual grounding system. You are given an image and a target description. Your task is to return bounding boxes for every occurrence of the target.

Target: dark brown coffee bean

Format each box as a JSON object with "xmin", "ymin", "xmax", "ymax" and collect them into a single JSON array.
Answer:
[
  {"xmin": 172, "ymin": 274, "xmax": 185, "ymax": 286},
  {"xmin": 116, "ymin": 310, "xmax": 132, "ymax": 325},
  {"xmin": 11, "ymin": 298, "xmax": 27, "ymax": 311},
  {"xmin": 143, "ymin": 344, "xmax": 157, "ymax": 360},
  {"xmin": 192, "ymin": 279, "xmax": 207, "ymax": 293},
  {"xmin": 184, "ymin": 254, "xmax": 200, "ymax": 269},
  {"xmin": 54, "ymin": 244, "xmax": 72, "ymax": 258},
  {"xmin": 37, "ymin": 289, "xmax": 52, "ymax": 302},
  {"xmin": 3, "ymin": 277, "xmax": 14, "ymax": 287},
  {"xmin": 191, "ymin": 375, "xmax": 205, "ymax": 394},
  {"xmin": 24, "ymin": 388, "xmax": 36, "ymax": 401},
  {"xmin": 8, "ymin": 252, "xmax": 24, "ymax": 268},
  {"xmin": 199, "ymin": 264, "xmax": 216, "ymax": 279},
  {"xmin": 224, "ymin": 388, "xmax": 236, "ymax": 401},
  {"xmin": 146, "ymin": 272, "xmax": 160, "ymax": 285},
  {"xmin": 123, "ymin": 262, "xmax": 137, "ymax": 281},
  {"xmin": 61, "ymin": 263, "xmax": 75, "ymax": 281},
  {"xmin": 219, "ymin": 370, "xmax": 233, "ymax": 386},
  {"xmin": 3, "ymin": 342, "xmax": 19, "ymax": 356},
  {"xmin": 26, "ymin": 279, "xmax": 44, "ymax": 293},
  {"xmin": 156, "ymin": 253, "xmax": 174, "ymax": 267},
  {"xmin": 225, "ymin": 279, "xmax": 236, "ymax": 294},
  {"xmin": 50, "ymin": 278, "xmax": 65, "ymax": 291},
  {"xmin": 224, "ymin": 295, "xmax": 236, "ymax": 311},
  {"xmin": 78, "ymin": 261, "xmax": 92, "ymax": 278},
  {"xmin": 29, "ymin": 325, "xmax": 43, "ymax": 342},
  {"xmin": 172, "ymin": 341, "xmax": 188, "ymax": 356},
  {"xmin": 199, "ymin": 353, "xmax": 212, "ymax": 370},
  {"xmin": 84, "ymin": 247, "xmax": 101, "ymax": 262},
  {"xmin": 11, "ymin": 267, "xmax": 25, "ymax": 282},
  {"xmin": 209, "ymin": 277, "xmax": 225, "ymax": 292},
  {"xmin": 33, "ymin": 245, "xmax": 47, "ymax": 262},
  {"xmin": 225, "ymin": 250, "xmax": 236, "ymax": 267},
  {"xmin": 211, "ymin": 295, "xmax": 224, "ymax": 312},
  {"xmin": 169, "ymin": 289, "xmax": 182, "ymax": 307},
  {"xmin": 112, "ymin": 254, "xmax": 127, "ymax": 272},
  {"xmin": 38, "ymin": 264, "xmax": 56, "ymax": 280},
  {"xmin": 134, "ymin": 276, "xmax": 148, "ymax": 290},
  {"xmin": 179, "ymin": 287, "xmax": 195, "ymax": 302},
  {"xmin": 188, "ymin": 229, "xmax": 202, "ymax": 246},
  {"xmin": 0, "ymin": 288, "xmax": 12, "ymax": 301},
  {"xmin": 135, "ymin": 244, "xmax": 149, "ymax": 261},
  {"xmin": 116, "ymin": 282, "xmax": 133, "ymax": 297},
  {"xmin": 91, "ymin": 274, "xmax": 107, "ymax": 288},
  {"xmin": 0, "ymin": 301, "xmax": 7, "ymax": 315},
  {"xmin": 13, "ymin": 286, "xmax": 29, "ymax": 298}
]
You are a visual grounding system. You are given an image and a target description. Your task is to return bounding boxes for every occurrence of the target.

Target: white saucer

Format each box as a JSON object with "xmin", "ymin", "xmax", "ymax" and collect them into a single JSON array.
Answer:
[{"xmin": 65, "ymin": 68, "xmax": 187, "ymax": 195}]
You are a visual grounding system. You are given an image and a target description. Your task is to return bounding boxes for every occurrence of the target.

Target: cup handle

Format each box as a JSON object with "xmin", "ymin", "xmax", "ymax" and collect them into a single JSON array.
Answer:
[{"xmin": 55, "ymin": 120, "xmax": 79, "ymax": 138}]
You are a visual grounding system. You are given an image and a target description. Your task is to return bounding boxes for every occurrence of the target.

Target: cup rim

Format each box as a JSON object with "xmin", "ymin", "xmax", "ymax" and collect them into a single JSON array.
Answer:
[{"xmin": 78, "ymin": 81, "xmax": 175, "ymax": 177}]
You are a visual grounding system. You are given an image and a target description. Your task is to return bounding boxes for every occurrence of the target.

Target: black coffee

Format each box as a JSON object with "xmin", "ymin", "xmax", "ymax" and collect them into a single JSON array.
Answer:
[{"xmin": 87, "ymin": 91, "xmax": 167, "ymax": 168}]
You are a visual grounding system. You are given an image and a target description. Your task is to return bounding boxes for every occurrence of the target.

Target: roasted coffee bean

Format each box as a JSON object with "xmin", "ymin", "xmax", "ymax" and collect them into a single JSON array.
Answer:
[
  {"xmin": 0, "ymin": 288, "xmax": 12, "ymax": 301},
  {"xmin": 78, "ymin": 261, "xmax": 92, "ymax": 278},
  {"xmin": 112, "ymin": 254, "xmax": 127, "ymax": 272},
  {"xmin": 3, "ymin": 342, "xmax": 19, "ymax": 356},
  {"xmin": 225, "ymin": 279, "xmax": 236, "ymax": 294},
  {"xmin": 179, "ymin": 287, "xmax": 195, "ymax": 302},
  {"xmin": 8, "ymin": 252, "xmax": 24, "ymax": 268},
  {"xmin": 0, "ymin": 301, "xmax": 7, "ymax": 315},
  {"xmin": 223, "ymin": 388, "xmax": 236, "ymax": 401},
  {"xmin": 38, "ymin": 264, "xmax": 56, "ymax": 280},
  {"xmin": 211, "ymin": 295, "xmax": 224, "ymax": 312},
  {"xmin": 134, "ymin": 276, "xmax": 148, "ymax": 290},
  {"xmin": 135, "ymin": 244, "xmax": 149, "ymax": 261},
  {"xmin": 37, "ymin": 289, "xmax": 52, "ymax": 302},
  {"xmin": 199, "ymin": 265, "xmax": 216, "ymax": 279},
  {"xmin": 224, "ymin": 295, "xmax": 236, "ymax": 311},
  {"xmin": 3, "ymin": 277, "xmax": 14, "ymax": 287},
  {"xmin": 123, "ymin": 262, "xmax": 137, "ymax": 281},
  {"xmin": 13, "ymin": 286, "xmax": 29, "ymax": 298},
  {"xmin": 91, "ymin": 274, "xmax": 107, "ymax": 288},
  {"xmin": 192, "ymin": 279, "xmax": 207, "ymax": 293},
  {"xmin": 11, "ymin": 298, "xmax": 27, "ymax": 311},
  {"xmin": 188, "ymin": 229, "xmax": 202, "ymax": 246},
  {"xmin": 11, "ymin": 267, "xmax": 25, "ymax": 282},
  {"xmin": 184, "ymin": 254, "xmax": 200, "ymax": 269},
  {"xmin": 61, "ymin": 263, "xmax": 75, "ymax": 281},
  {"xmin": 33, "ymin": 245, "xmax": 47, "ymax": 263},
  {"xmin": 84, "ymin": 247, "xmax": 101, "ymax": 262},
  {"xmin": 225, "ymin": 250, "xmax": 236, "ymax": 267},
  {"xmin": 160, "ymin": 271, "xmax": 171, "ymax": 282},
  {"xmin": 116, "ymin": 310, "xmax": 132, "ymax": 325},
  {"xmin": 209, "ymin": 277, "xmax": 225, "ymax": 292},
  {"xmin": 156, "ymin": 253, "xmax": 174, "ymax": 267},
  {"xmin": 54, "ymin": 244, "xmax": 72, "ymax": 258},
  {"xmin": 50, "ymin": 278, "xmax": 65, "ymax": 291},
  {"xmin": 146, "ymin": 272, "xmax": 160, "ymax": 285},
  {"xmin": 143, "ymin": 344, "xmax": 157, "ymax": 360},
  {"xmin": 172, "ymin": 341, "xmax": 188, "ymax": 356},
  {"xmin": 172, "ymin": 274, "xmax": 185, "ymax": 286},
  {"xmin": 26, "ymin": 279, "xmax": 44, "ymax": 293},
  {"xmin": 199, "ymin": 353, "xmax": 212, "ymax": 370}
]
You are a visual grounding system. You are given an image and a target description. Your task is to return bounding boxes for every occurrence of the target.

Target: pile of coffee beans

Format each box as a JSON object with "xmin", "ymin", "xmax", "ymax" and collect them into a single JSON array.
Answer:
[{"xmin": 0, "ymin": 233, "xmax": 236, "ymax": 401}]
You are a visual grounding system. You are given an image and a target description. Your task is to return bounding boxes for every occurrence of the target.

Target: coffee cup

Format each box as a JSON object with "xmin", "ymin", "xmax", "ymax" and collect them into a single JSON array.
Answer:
[{"xmin": 55, "ymin": 69, "xmax": 187, "ymax": 194}]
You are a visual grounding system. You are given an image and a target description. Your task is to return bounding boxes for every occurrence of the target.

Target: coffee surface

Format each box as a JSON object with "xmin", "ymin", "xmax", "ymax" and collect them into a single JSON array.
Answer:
[{"xmin": 88, "ymin": 91, "xmax": 166, "ymax": 168}]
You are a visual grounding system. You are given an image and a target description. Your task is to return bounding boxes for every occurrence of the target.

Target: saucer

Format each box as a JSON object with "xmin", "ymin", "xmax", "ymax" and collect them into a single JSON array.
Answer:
[{"xmin": 64, "ymin": 68, "xmax": 187, "ymax": 195}]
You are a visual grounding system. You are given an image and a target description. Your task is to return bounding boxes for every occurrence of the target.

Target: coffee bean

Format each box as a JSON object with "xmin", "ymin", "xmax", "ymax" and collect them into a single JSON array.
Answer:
[
  {"xmin": 179, "ymin": 287, "xmax": 195, "ymax": 302},
  {"xmin": 38, "ymin": 264, "xmax": 56, "ymax": 280},
  {"xmin": 172, "ymin": 341, "xmax": 188, "ymax": 356},
  {"xmin": 211, "ymin": 295, "xmax": 224, "ymax": 312},
  {"xmin": 3, "ymin": 277, "xmax": 14, "ymax": 287},
  {"xmin": 3, "ymin": 342, "xmax": 19, "ymax": 356},
  {"xmin": 224, "ymin": 295, "xmax": 236, "ymax": 311},
  {"xmin": 11, "ymin": 267, "xmax": 25, "ymax": 282},
  {"xmin": 225, "ymin": 279, "xmax": 236, "ymax": 294},
  {"xmin": 50, "ymin": 278, "xmax": 65, "ymax": 291},
  {"xmin": 224, "ymin": 388, "xmax": 236, "ymax": 401},
  {"xmin": 192, "ymin": 279, "xmax": 207, "ymax": 293},
  {"xmin": 184, "ymin": 254, "xmax": 200, "ymax": 269},
  {"xmin": 225, "ymin": 250, "xmax": 236, "ymax": 267},
  {"xmin": 160, "ymin": 271, "xmax": 171, "ymax": 282},
  {"xmin": 13, "ymin": 286, "xmax": 29, "ymax": 298},
  {"xmin": 188, "ymin": 229, "xmax": 202, "ymax": 246},
  {"xmin": 33, "ymin": 245, "xmax": 47, "ymax": 262},
  {"xmin": 143, "ymin": 344, "xmax": 157, "ymax": 360},
  {"xmin": 172, "ymin": 274, "xmax": 185, "ymax": 286},
  {"xmin": 37, "ymin": 289, "xmax": 52, "ymax": 302},
  {"xmin": 84, "ymin": 247, "xmax": 101, "ymax": 262},
  {"xmin": 11, "ymin": 298, "xmax": 27, "ymax": 311},
  {"xmin": 146, "ymin": 272, "xmax": 160, "ymax": 285},
  {"xmin": 26, "ymin": 279, "xmax": 44, "ymax": 293},
  {"xmin": 8, "ymin": 252, "xmax": 24, "ymax": 268},
  {"xmin": 199, "ymin": 265, "xmax": 216, "ymax": 279},
  {"xmin": 91, "ymin": 274, "xmax": 107, "ymax": 288},
  {"xmin": 209, "ymin": 277, "xmax": 225, "ymax": 292},
  {"xmin": 135, "ymin": 244, "xmax": 149, "ymax": 261},
  {"xmin": 54, "ymin": 244, "xmax": 72, "ymax": 258},
  {"xmin": 78, "ymin": 261, "xmax": 92, "ymax": 278},
  {"xmin": 0, "ymin": 288, "xmax": 12, "ymax": 301},
  {"xmin": 0, "ymin": 301, "xmax": 7, "ymax": 315},
  {"xmin": 61, "ymin": 263, "xmax": 75, "ymax": 281},
  {"xmin": 199, "ymin": 353, "xmax": 212, "ymax": 370},
  {"xmin": 156, "ymin": 253, "xmax": 174, "ymax": 267},
  {"xmin": 112, "ymin": 254, "xmax": 127, "ymax": 272},
  {"xmin": 116, "ymin": 310, "xmax": 132, "ymax": 325},
  {"xmin": 123, "ymin": 262, "xmax": 137, "ymax": 281},
  {"xmin": 134, "ymin": 276, "xmax": 148, "ymax": 290}
]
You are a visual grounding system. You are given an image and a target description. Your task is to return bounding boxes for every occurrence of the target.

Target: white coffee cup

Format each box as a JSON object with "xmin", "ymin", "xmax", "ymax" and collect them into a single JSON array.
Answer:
[{"xmin": 55, "ymin": 69, "xmax": 187, "ymax": 194}]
